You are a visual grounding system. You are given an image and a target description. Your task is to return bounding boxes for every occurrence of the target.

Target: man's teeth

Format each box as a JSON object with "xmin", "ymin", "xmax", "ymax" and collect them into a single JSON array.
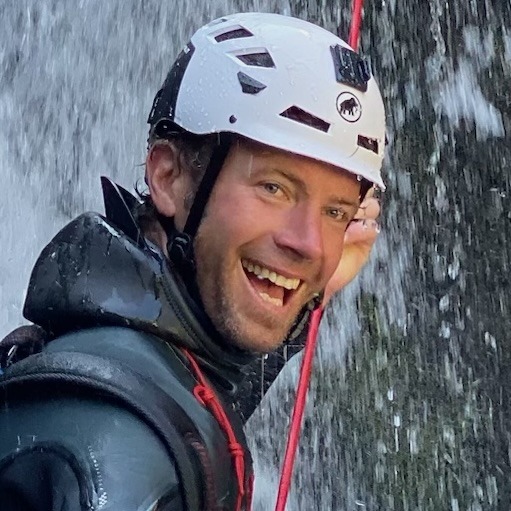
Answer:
[
  {"xmin": 259, "ymin": 292, "xmax": 283, "ymax": 307},
  {"xmin": 242, "ymin": 260, "xmax": 300, "ymax": 290}
]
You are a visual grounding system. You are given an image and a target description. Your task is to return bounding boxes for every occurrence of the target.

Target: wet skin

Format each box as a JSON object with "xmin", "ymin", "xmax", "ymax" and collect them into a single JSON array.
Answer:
[
  {"xmin": 146, "ymin": 140, "xmax": 361, "ymax": 353},
  {"xmin": 192, "ymin": 142, "xmax": 361, "ymax": 352}
]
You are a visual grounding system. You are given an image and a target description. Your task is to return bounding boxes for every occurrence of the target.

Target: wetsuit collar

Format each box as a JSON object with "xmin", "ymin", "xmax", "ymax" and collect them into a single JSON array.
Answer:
[{"xmin": 23, "ymin": 211, "xmax": 255, "ymax": 394}]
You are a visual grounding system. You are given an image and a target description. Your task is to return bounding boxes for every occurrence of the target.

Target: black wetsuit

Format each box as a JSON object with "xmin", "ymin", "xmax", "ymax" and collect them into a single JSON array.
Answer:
[
  {"xmin": 0, "ymin": 212, "xmax": 259, "ymax": 510},
  {"xmin": 0, "ymin": 172, "xmax": 313, "ymax": 510}
]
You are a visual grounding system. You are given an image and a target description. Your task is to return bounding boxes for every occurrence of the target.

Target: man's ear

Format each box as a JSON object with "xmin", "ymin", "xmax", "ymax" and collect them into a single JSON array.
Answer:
[{"xmin": 145, "ymin": 142, "xmax": 183, "ymax": 219}]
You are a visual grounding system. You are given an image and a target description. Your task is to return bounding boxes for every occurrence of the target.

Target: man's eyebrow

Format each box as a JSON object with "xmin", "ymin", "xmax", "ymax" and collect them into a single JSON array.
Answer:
[
  {"xmin": 270, "ymin": 168, "xmax": 307, "ymax": 194},
  {"xmin": 271, "ymin": 167, "xmax": 360, "ymax": 209},
  {"xmin": 332, "ymin": 197, "xmax": 360, "ymax": 209}
]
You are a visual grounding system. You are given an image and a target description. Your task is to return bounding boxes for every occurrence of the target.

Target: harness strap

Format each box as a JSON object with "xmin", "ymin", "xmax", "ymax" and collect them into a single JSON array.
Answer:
[{"xmin": 0, "ymin": 351, "xmax": 204, "ymax": 510}]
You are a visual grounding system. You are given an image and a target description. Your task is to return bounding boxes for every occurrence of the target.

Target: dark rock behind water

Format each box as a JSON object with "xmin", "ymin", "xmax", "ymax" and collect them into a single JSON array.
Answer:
[{"xmin": 0, "ymin": 1, "xmax": 509, "ymax": 509}]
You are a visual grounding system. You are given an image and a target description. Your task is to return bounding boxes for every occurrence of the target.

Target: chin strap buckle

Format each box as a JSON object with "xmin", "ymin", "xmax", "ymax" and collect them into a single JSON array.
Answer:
[{"xmin": 167, "ymin": 231, "xmax": 196, "ymax": 275}]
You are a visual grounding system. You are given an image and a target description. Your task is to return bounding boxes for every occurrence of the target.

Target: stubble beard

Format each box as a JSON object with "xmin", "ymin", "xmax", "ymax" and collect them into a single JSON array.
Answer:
[
  {"xmin": 194, "ymin": 241, "xmax": 297, "ymax": 354},
  {"xmin": 211, "ymin": 284, "xmax": 295, "ymax": 353}
]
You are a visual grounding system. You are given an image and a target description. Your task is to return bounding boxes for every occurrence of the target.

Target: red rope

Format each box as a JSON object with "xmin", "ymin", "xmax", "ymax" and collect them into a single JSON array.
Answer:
[
  {"xmin": 182, "ymin": 349, "xmax": 250, "ymax": 511},
  {"xmin": 273, "ymin": 3, "xmax": 366, "ymax": 508},
  {"xmin": 274, "ymin": 307, "xmax": 323, "ymax": 511},
  {"xmin": 349, "ymin": 0, "xmax": 365, "ymax": 51}
]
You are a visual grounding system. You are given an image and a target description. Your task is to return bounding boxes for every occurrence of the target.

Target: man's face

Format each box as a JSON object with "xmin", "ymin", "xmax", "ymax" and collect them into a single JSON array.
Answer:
[{"xmin": 193, "ymin": 141, "xmax": 361, "ymax": 352}]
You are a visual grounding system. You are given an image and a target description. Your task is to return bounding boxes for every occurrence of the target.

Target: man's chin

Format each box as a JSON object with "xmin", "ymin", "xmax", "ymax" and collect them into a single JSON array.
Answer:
[
  {"xmin": 204, "ymin": 292, "xmax": 305, "ymax": 353},
  {"xmin": 231, "ymin": 302, "xmax": 314, "ymax": 352},
  {"xmin": 220, "ymin": 319, "xmax": 292, "ymax": 354},
  {"xmin": 233, "ymin": 334, "xmax": 288, "ymax": 354}
]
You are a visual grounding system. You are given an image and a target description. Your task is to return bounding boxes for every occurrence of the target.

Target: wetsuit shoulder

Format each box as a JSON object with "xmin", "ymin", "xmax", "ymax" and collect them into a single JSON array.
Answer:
[
  {"xmin": 0, "ymin": 393, "xmax": 184, "ymax": 511},
  {"xmin": 0, "ymin": 327, "xmax": 205, "ymax": 511}
]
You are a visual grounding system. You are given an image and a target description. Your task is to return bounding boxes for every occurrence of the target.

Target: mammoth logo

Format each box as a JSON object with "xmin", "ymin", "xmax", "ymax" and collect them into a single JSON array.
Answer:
[{"xmin": 336, "ymin": 92, "xmax": 362, "ymax": 123}]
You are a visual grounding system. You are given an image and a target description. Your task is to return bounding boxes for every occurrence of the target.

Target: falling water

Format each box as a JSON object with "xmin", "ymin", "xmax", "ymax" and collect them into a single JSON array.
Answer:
[{"xmin": 1, "ymin": 1, "xmax": 510, "ymax": 510}]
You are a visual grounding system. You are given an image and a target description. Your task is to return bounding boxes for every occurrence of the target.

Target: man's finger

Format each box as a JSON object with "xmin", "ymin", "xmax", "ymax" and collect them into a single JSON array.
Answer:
[
  {"xmin": 344, "ymin": 219, "xmax": 380, "ymax": 245},
  {"xmin": 354, "ymin": 196, "xmax": 380, "ymax": 221}
]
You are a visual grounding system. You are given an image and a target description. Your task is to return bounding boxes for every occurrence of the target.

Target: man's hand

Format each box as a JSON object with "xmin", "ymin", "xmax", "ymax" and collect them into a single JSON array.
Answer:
[{"xmin": 323, "ymin": 188, "xmax": 381, "ymax": 305}]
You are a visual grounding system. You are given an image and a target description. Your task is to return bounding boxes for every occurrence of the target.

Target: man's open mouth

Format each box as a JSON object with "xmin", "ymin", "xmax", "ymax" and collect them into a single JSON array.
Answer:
[{"xmin": 241, "ymin": 259, "xmax": 301, "ymax": 307}]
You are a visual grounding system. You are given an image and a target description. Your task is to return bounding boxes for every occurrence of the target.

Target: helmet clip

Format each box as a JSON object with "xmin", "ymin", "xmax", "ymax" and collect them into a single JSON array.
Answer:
[{"xmin": 167, "ymin": 231, "xmax": 196, "ymax": 275}]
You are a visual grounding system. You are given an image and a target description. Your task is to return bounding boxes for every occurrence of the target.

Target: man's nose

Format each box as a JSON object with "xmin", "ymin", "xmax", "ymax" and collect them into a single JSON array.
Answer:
[{"xmin": 273, "ymin": 204, "xmax": 324, "ymax": 262}]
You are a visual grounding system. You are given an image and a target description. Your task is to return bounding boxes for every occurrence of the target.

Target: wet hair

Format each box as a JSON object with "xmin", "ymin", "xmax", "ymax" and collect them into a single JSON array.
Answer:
[{"xmin": 135, "ymin": 128, "xmax": 218, "ymax": 233}]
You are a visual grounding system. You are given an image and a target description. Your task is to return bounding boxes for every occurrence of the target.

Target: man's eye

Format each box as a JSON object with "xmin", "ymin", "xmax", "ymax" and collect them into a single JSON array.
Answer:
[
  {"xmin": 326, "ymin": 207, "xmax": 348, "ymax": 221},
  {"xmin": 262, "ymin": 182, "xmax": 282, "ymax": 195}
]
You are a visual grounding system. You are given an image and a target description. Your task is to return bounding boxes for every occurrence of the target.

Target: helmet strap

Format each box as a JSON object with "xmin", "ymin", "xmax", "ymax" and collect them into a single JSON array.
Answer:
[{"xmin": 166, "ymin": 133, "xmax": 232, "ymax": 276}]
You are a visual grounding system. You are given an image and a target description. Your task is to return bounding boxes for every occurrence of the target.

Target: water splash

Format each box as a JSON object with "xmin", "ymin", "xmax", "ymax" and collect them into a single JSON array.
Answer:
[{"xmin": 1, "ymin": 1, "xmax": 510, "ymax": 510}]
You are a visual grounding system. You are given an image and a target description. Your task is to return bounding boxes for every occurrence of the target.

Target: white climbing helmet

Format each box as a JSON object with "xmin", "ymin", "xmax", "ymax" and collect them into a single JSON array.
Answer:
[{"xmin": 148, "ymin": 12, "xmax": 386, "ymax": 189}]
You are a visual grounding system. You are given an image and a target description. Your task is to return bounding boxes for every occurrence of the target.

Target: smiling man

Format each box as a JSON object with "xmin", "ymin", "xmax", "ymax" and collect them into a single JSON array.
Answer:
[
  {"xmin": 148, "ymin": 138, "xmax": 364, "ymax": 354},
  {"xmin": 0, "ymin": 12, "xmax": 385, "ymax": 511}
]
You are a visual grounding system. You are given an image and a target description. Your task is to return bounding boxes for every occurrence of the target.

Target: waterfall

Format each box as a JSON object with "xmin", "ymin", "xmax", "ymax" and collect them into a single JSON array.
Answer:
[{"xmin": 1, "ymin": 1, "xmax": 510, "ymax": 509}]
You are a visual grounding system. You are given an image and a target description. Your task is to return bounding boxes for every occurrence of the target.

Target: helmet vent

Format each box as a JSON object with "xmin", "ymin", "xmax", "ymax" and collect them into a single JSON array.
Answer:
[
  {"xmin": 357, "ymin": 135, "xmax": 379, "ymax": 154},
  {"xmin": 280, "ymin": 106, "xmax": 330, "ymax": 133},
  {"xmin": 236, "ymin": 52, "xmax": 275, "ymax": 68},
  {"xmin": 237, "ymin": 71, "xmax": 267, "ymax": 94},
  {"xmin": 214, "ymin": 26, "xmax": 254, "ymax": 42}
]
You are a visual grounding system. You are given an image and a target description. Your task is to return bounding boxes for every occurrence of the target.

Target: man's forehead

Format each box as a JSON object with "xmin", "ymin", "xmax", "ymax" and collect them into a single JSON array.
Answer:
[
  {"xmin": 238, "ymin": 140, "xmax": 358, "ymax": 182},
  {"xmin": 238, "ymin": 137, "xmax": 355, "ymax": 177}
]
